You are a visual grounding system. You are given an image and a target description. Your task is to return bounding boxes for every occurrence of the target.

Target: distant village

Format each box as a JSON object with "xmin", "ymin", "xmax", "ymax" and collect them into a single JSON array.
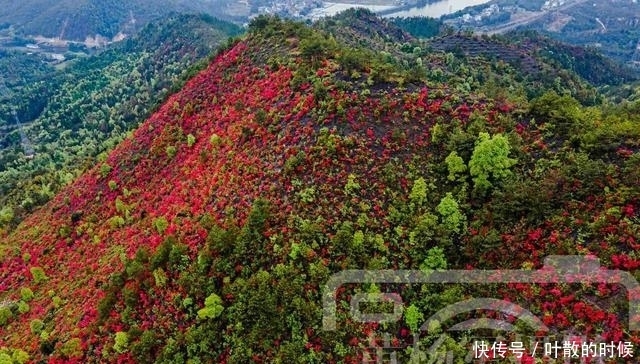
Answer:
[{"xmin": 250, "ymin": 0, "xmax": 409, "ymax": 20}]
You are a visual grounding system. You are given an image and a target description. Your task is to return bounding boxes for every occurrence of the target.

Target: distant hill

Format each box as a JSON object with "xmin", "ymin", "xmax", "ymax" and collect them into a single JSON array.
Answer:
[
  {"xmin": 520, "ymin": 0, "xmax": 640, "ymax": 64},
  {"xmin": 0, "ymin": 12, "xmax": 639, "ymax": 363},
  {"xmin": 453, "ymin": 0, "xmax": 640, "ymax": 65},
  {"xmin": 0, "ymin": 14, "xmax": 241, "ymax": 227},
  {"xmin": 426, "ymin": 31, "xmax": 639, "ymax": 88},
  {"xmin": 0, "ymin": 0, "xmax": 240, "ymax": 41}
]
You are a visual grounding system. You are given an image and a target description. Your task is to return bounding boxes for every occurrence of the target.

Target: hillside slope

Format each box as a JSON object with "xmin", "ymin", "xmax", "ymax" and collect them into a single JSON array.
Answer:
[
  {"xmin": 0, "ymin": 15, "xmax": 639, "ymax": 363},
  {"xmin": 0, "ymin": 14, "xmax": 240, "ymax": 229}
]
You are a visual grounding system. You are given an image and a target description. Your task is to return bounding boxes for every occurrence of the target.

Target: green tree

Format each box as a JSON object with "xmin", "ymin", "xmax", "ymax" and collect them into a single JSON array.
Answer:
[
  {"xmin": 187, "ymin": 133, "xmax": 196, "ymax": 147},
  {"xmin": 469, "ymin": 132, "xmax": 516, "ymax": 193},
  {"xmin": 30, "ymin": 319, "xmax": 44, "ymax": 334},
  {"xmin": 409, "ymin": 177, "xmax": 428, "ymax": 206},
  {"xmin": 344, "ymin": 173, "xmax": 361, "ymax": 196},
  {"xmin": 0, "ymin": 207, "xmax": 14, "ymax": 226},
  {"xmin": 420, "ymin": 246, "xmax": 448, "ymax": 272},
  {"xmin": 197, "ymin": 293, "xmax": 224, "ymax": 320},
  {"xmin": 0, "ymin": 307, "xmax": 13, "ymax": 326},
  {"xmin": 300, "ymin": 34, "xmax": 337, "ymax": 67},
  {"xmin": 20, "ymin": 287, "xmax": 34, "ymax": 302},
  {"xmin": 0, "ymin": 353, "xmax": 11, "ymax": 364},
  {"xmin": 529, "ymin": 91, "xmax": 582, "ymax": 137},
  {"xmin": 30, "ymin": 267, "xmax": 48, "ymax": 284},
  {"xmin": 60, "ymin": 338, "xmax": 83, "ymax": 358},
  {"xmin": 153, "ymin": 216, "xmax": 169, "ymax": 235},
  {"xmin": 436, "ymin": 193, "xmax": 466, "ymax": 234},
  {"xmin": 114, "ymin": 332, "xmax": 129, "ymax": 354},
  {"xmin": 445, "ymin": 151, "xmax": 467, "ymax": 182},
  {"xmin": 11, "ymin": 349, "xmax": 29, "ymax": 364},
  {"xmin": 404, "ymin": 304, "xmax": 424, "ymax": 333}
]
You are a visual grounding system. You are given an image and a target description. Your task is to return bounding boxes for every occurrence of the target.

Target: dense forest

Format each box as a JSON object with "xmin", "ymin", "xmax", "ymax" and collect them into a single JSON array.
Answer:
[
  {"xmin": 0, "ymin": 0, "xmax": 238, "ymax": 40},
  {"xmin": 0, "ymin": 9, "xmax": 639, "ymax": 363}
]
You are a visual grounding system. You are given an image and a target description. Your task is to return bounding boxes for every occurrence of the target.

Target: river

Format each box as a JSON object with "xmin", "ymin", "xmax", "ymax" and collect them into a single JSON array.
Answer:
[{"xmin": 381, "ymin": 0, "xmax": 492, "ymax": 18}]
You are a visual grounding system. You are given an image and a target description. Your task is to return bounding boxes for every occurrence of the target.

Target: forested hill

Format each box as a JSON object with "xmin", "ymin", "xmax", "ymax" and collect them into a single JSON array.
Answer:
[
  {"xmin": 0, "ymin": 12, "xmax": 639, "ymax": 363},
  {"xmin": 0, "ymin": 0, "xmax": 236, "ymax": 41},
  {"xmin": 0, "ymin": 14, "xmax": 241, "ymax": 229}
]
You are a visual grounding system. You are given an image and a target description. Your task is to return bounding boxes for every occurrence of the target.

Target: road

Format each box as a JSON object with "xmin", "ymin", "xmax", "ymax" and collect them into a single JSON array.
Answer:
[
  {"xmin": 11, "ymin": 111, "xmax": 35, "ymax": 157},
  {"xmin": 480, "ymin": 0, "xmax": 590, "ymax": 35}
]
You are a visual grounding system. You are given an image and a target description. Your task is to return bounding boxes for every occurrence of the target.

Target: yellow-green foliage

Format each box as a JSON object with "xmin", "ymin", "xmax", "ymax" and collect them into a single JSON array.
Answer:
[
  {"xmin": 17, "ymin": 301, "xmax": 29, "ymax": 314},
  {"xmin": 153, "ymin": 217, "xmax": 169, "ymax": 235},
  {"xmin": 436, "ymin": 193, "xmax": 466, "ymax": 234},
  {"xmin": 197, "ymin": 293, "xmax": 224, "ymax": 320},
  {"xmin": 0, "ymin": 348, "xmax": 28, "ymax": 364},
  {"xmin": 113, "ymin": 332, "xmax": 129, "ymax": 353},
  {"xmin": 12, "ymin": 349, "xmax": 29, "ymax": 364},
  {"xmin": 153, "ymin": 268, "xmax": 168, "ymax": 287},
  {"xmin": 30, "ymin": 267, "xmax": 48, "ymax": 284},
  {"xmin": 30, "ymin": 319, "xmax": 44, "ymax": 334},
  {"xmin": 344, "ymin": 173, "xmax": 361, "ymax": 196},
  {"xmin": 469, "ymin": 132, "xmax": 516, "ymax": 192},
  {"xmin": 60, "ymin": 338, "xmax": 83, "ymax": 358},
  {"xmin": 409, "ymin": 177, "xmax": 428, "ymax": 206},
  {"xmin": 20, "ymin": 287, "xmax": 34, "ymax": 302},
  {"xmin": 0, "ymin": 353, "xmax": 11, "ymax": 364},
  {"xmin": 187, "ymin": 133, "xmax": 196, "ymax": 147},
  {"xmin": 0, "ymin": 304, "xmax": 14, "ymax": 326}
]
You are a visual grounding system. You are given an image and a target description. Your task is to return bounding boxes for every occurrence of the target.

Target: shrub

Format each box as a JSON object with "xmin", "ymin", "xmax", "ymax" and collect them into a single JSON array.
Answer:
[
  {"xmin": 108, "ymin": 180, "xmax": 118, "ymax": 191},
  {"xmin": 99, "ymin": 163, "xmax": 112, "ymax": 178},
  {"xmin": 52, "ymin": 296, "xmax": 62, "ymax": 309},
  {"xmin": 108, "ymin": 215, "xmax": 125, "ymax": 228},
  {"xmin": 0, "ymin": 206, "xmax": 14, "ymax": 226},
  {"xmin": 344, "ymin": 174, "xmax": 361, "ymax": 196},
  {"xmin": 11, "ymin": 349, "xmax": 29, "ymax": 364},
  {"xmin": 114, "ymin": 331, "xmax": 129, "ymax": 354},
  {"xmin": 20, "ymin": 287, "xmax": 34, "ymax": 302},
  {"xmin": 153, "ymin": 217, "xmax": 169, "ymax": 235},
  {"xmin": 352, "ymin": 230, "xmax": 365, "ymax": 250},
  {"xmin": 298, "ymin": 186, "xmax": 316, "ymax": 203},
  {"xmin": 436, "ymin": 193, "xmax": 466, "ymax": 234},
  {"xmin": 445, "ymin": 151, "xmax": 467, "ymax": 181},
  {"xmin": 210, "ymin": 133, "xmax": 222, "ymax": 146},
  {"xmin": 0, "ymin": 307, "xmax": 13, "ymax": 326},
  {"xmin": 30, "ymin": 319, "xmax": 44, "ymax": 334},
  {"xmin": 0, "ymin": 353, "xmax": 11, "ymax": 364},
  {"xmin": 404, "ymin": 304, "xmax": 424, "ymax": 333},
  {"xmin": 420, "ymin": 246, "xmax": 448, "ymax": 272},
  {"xmin": 469, "ymin": 132, "xmax": 516, "ymax": 193},
  {"xmin": 153, "ymin": 268, "xmax": 167, "ymax": 287},
  {"xmin": 284, "ymin": 151, "xmax": 305, "ymax": 174},
  {"xmin": 30, "ymin": 267, "xmax": 48, "ymax": 284},
  {"xmin": 187, "ymin": 133, "xmax": 196, "ymax": 147},
  {"xmin": 166, "ymin": 145, "xmax": 177, "ymax": 159},
  {"xmin": 60, "ymin": 338, "xmax": 83, "ymax": 358},
  {"xmin": 197, "ymin": 293, "xmax": 224, "ymax": 320},
  {"xmin": 409, "ymin": 177, "xmax": 428, "ymax": 206},
  {"xmin": 17, "ymin": 301, "xmax": 29, "ymax": 314}
]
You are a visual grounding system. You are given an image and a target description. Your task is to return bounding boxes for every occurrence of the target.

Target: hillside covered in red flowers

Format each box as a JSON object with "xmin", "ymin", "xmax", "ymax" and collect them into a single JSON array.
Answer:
[{"xmin": 1, "ymin": 13, "xmax": 640, "ymax": 363}]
